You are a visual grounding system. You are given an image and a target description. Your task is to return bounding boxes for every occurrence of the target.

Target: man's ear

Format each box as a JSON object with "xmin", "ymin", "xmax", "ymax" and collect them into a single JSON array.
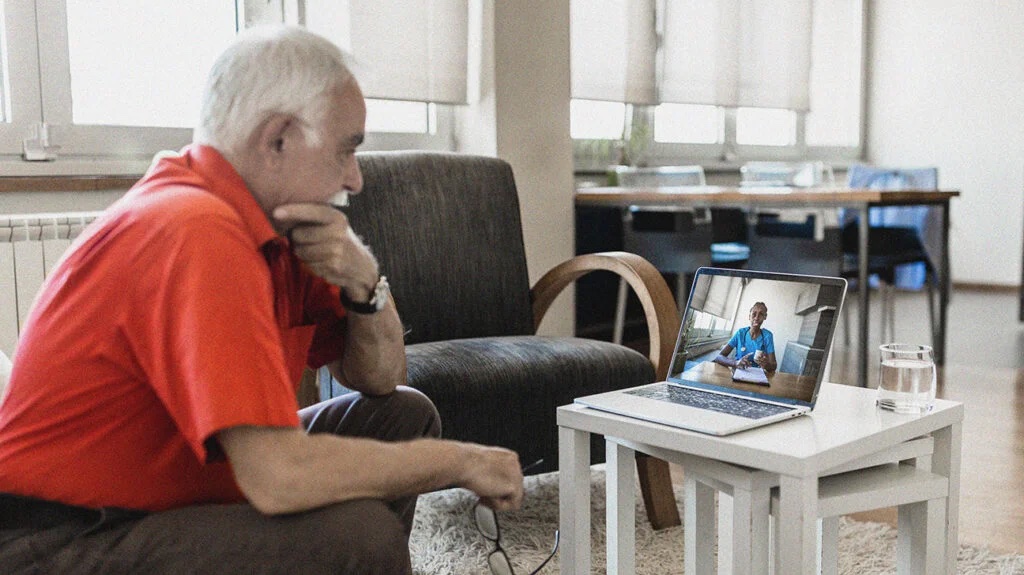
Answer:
[{"xmin": 253, "ymin": 113, "xmax": 297, "ymax": 170}]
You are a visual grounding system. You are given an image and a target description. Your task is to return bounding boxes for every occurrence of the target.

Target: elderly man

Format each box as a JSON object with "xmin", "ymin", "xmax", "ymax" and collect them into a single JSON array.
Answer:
[{"xmin": 0, "ymin": 26, "xmax": 522, "ymax": 574}]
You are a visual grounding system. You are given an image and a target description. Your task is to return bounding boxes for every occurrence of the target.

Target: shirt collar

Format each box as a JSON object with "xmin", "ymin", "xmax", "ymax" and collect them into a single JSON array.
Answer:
[{"xmin": 143, "ymin": 144, "xmax": 280, "ymax": 248}]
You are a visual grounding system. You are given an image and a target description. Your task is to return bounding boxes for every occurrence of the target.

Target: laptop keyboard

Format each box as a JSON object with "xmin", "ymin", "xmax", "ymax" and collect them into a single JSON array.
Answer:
[{"xmin": 627, "ymin": 383, "xmax": 794, "ymax": 420}]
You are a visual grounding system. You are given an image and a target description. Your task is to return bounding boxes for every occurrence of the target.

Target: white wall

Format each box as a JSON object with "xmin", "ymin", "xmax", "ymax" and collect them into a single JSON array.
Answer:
[
  {"xmin": 458, "ymin": 0, "xmax": 575, "ymax": 336},
  {"xmin": 867, "ymin": 0, "xmax": 1024, "ymax": 285}
]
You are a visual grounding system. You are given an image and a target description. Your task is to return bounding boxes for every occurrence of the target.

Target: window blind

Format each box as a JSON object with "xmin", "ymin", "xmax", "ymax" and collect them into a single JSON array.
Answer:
[
  {"xmin": 660, "ymin": 0, "xmax": 813, "ymax": 111},
  {"xmin": 303, "ymin": 0, "xmax": 469, "ymax": 104},
  {"xmin": 570, "ymin": 0, "xmax": 658, "ymax": 104},
  {"xmin": 572, "ymin": 0, "xmax": 813, "ymax": 111}
]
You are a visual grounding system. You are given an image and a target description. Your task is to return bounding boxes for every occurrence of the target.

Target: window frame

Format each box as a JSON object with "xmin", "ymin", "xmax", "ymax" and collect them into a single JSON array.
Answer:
[{"xmin": 0, "ymin": 0, "xmax": 455, "ymax": 174}]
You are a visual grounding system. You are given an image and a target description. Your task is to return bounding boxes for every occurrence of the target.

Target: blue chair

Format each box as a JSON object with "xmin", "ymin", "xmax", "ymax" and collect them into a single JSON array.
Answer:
[{"xmin": 842, "ymin": 165, "xmax": 940, "ymax": 344}]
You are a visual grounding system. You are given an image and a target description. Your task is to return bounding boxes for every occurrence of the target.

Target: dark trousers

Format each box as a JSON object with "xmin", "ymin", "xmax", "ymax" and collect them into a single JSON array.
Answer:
[{"xmin": 0, "ymin": 386, "xmax": 441, "ymax": 575}]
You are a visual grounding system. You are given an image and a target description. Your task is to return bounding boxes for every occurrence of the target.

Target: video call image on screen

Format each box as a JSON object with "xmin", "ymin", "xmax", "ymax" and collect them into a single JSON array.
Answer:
[{"xmin": 669, "ymin": 273, "xmax": 844, "ymax": 404}]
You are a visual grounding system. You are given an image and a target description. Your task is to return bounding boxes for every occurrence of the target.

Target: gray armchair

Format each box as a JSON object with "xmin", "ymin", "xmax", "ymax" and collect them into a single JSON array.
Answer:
[{"xmin": 319, "ymin": 151, "xmax": 682, "ymax": 527}]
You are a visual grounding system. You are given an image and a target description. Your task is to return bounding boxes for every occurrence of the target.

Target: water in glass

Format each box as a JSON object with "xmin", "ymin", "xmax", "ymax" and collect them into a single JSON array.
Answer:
[{"xmin": 876, "ymin": 343, "xmax": 936, "ymax": 414}]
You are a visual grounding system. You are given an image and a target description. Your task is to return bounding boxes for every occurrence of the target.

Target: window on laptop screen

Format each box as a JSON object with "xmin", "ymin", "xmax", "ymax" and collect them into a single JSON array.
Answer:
[{"xmin": 668, "ymin": 270, "xmax": 845, "ymax": 405}]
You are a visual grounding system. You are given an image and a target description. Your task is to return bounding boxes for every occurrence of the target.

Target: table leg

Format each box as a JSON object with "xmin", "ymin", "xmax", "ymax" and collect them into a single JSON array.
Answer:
[
  {"xmin": 559, "ymin": 426, "xmax": 592, "ymax": 575},
  {"xmin": 820, "ymin": 516, "xmax": 840, "ymax": 575},
  {"xmin": 775, "ymin": 475, "xmax": 818, "ymax": 575},
  {"xmin": 897, "ymin": 496, "xmax": 946, "ymax": 575},
  {"xmin": 931, "ymin": 422, "xmax": 962, "ymax": 574},
  {"xmin": 718, "ymin": 488, "xmax": 771, "ymax": 575},
  {"xmin": 858, "ymin": 205, "xmax": 870, "ymax": 387},
  {"xmin": 684, "ymin": 476, "xmax": 715, "ymax": 575},
  {"xmin": 607, "ymin": 441, "xmax": 636, "ymax": 575}
]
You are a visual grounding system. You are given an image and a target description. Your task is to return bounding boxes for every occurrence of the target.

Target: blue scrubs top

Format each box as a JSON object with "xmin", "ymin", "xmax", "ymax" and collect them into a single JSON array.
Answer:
[{"xmin": 727, "ymin": 327, "xmax": 775, "ymax": 361}]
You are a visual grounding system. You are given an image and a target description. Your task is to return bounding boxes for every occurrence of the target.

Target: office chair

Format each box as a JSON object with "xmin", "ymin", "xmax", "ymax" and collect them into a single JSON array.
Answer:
[
  {"xmin": 743, "ymin": 161, "xmax": 843, "ymax": 277},
  {"xmin": 612, "ymin": 165, "xmax": 710, "ymax": 344},
  {"xmin": 841, "ymin": 165, "xmax": 940, "ymax": 344}
]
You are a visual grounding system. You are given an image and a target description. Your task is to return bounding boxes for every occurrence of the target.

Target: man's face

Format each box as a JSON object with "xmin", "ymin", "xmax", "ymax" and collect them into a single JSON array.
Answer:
[
  {"xmin": 272, "ymin": 79, "xmax": 366, "ymax": 207},
  {"xmin": 749, "ymin": 305, "xmax": 767, "ymax": 328}
]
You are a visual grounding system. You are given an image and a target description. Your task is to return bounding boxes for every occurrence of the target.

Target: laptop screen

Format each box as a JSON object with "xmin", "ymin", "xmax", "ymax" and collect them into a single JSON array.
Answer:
[{"xmin": 667, "ymin": 267, "xmax": 847, "ymax": 407}]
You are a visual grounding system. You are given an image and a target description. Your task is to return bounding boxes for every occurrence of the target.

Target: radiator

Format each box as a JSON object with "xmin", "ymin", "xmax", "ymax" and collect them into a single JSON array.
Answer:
[{"xmin": 0, "ymin": 212, "xmax": 103, "ymax": 357}]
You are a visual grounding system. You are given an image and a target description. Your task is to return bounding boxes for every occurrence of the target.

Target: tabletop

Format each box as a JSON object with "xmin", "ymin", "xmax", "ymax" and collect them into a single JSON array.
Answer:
[
  {"xmin": 557, "ymin": 382, "xmax": 963, "ymax": 477},
  {"xmin": 575, "ymin": 186, "xmax": 960, "ymax": 208}
]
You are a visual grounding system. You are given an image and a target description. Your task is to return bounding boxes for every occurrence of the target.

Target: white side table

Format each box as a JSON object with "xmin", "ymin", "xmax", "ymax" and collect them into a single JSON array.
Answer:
[{"xmin": 558, "ymin": 383, "xmax": 963, "ymax": 574}]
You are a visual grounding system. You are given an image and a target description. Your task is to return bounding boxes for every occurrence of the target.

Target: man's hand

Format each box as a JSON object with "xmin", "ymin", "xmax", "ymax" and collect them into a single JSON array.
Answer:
[
  {"xmin": 460, "ymin": 444, "xmax": 524, "ymax": 512},
  {"xmin": 737, "ymin": 353, "xmax": 754, "ymax": 369},
  {"xmin": 273, "ymin": 203, "xmax": 379, "ymax": 298}
]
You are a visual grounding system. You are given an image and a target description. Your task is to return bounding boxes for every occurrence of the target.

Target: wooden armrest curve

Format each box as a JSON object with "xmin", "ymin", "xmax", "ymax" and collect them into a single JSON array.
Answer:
[{"xmin": 530, "ymin": 251, "xmax": 680, "ymax": 381}]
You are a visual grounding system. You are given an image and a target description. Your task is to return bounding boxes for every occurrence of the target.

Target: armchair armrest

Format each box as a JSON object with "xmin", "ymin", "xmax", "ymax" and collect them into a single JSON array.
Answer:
[{"xmin": 531, "ymin": 252, "xmax": 680, "ymax": 381}]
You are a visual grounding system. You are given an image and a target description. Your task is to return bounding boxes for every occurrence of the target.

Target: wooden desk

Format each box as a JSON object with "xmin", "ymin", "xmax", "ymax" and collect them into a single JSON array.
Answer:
[
  {"xmin": 576, "ymin": 186, "xmax": 960, "ymax": 387},
  {"xmin": 681, "ymin": 361, "xmax": 814, "ymax": 403}
]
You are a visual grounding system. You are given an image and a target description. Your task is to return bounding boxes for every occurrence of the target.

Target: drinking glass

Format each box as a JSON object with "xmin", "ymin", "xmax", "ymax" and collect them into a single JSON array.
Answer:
[{"xmin": 875, "ymin": 343, "xmax": 936, "ymax": 414}]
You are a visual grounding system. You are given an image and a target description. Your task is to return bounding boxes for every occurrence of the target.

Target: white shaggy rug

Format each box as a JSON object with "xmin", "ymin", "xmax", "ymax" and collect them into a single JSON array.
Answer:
[{"xmin": 410, "ymin": 470, "xmax": 1024, "ymax": 575}]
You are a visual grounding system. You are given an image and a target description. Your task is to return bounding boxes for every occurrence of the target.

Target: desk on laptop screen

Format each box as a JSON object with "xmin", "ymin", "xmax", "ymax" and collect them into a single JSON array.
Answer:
[{"xmin": 669, "ymin": 269, "xmax": 846, "ymax": 406}]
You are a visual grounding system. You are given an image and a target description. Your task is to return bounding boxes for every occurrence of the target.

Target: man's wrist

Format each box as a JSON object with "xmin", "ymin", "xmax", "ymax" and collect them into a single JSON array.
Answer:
[{"xmin": 340, "ymin": 275, "xmax": 390, "ymax": 314}]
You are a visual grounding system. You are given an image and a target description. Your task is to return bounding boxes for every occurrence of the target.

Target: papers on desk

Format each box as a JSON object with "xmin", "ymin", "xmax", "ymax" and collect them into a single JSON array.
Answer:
[
  {"xmin": 712, "ymin": 354, "xmax": 737, "ymax": 368},
  {"xmin": 732, "ymin": 366, "xmax": 769, "ymax": 386}
]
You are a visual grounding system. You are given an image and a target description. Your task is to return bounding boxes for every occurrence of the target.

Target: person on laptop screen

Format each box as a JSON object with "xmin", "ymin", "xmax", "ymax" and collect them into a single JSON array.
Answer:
[{"xmin": 718, "ymin": 302, "xmax": 778, "ymax": 372}]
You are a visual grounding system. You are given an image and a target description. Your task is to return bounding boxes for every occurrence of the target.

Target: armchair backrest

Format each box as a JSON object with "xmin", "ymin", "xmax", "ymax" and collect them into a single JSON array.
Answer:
[{"xmin": 347, "ymin": 152, "xmax": 535, "ymax": 344}]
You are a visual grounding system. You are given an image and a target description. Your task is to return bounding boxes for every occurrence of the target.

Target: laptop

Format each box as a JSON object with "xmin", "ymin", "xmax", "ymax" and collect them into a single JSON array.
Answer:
[{"xmin": 576, "ymin": 267, "xmax": 847, "ymax": 435}]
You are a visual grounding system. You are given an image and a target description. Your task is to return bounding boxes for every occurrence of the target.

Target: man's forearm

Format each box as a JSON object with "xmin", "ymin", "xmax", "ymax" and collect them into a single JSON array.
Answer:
[
  {"xmin": 332, "ymin": 296, "xmax": 406, "ymax": 395},
  {"xmin": 221, "ymin": 427, "xmax": 522, "ymax": 515}
]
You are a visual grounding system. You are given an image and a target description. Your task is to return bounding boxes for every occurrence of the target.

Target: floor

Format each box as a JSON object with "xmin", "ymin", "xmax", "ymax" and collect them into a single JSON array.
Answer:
[{"xmin": 666, "ymin": 287, "xmax": 1024, "ymax": 554}]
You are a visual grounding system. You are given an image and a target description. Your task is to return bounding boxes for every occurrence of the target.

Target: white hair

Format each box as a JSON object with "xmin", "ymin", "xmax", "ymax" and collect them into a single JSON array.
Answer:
[{"xmin": 193, "ymin": 25, "xmax": 355, "ymax": 153}]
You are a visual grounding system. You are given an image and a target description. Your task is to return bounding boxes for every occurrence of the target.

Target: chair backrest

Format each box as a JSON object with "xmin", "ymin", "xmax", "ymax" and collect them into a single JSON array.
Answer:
[
  {"xmin": 612, "ymin": 165, "xmax": 706, "ymax": 187},
  {"xmin": 346, "ymin": 152, "xmax": 535, "ymax": 344},
  {"xmin": 741, "ymin": 161, "xmax": 835, "ymax": 187},
  {"xmin": 846, "ymin": 165, "xmax": 938, "ymax": 190}
]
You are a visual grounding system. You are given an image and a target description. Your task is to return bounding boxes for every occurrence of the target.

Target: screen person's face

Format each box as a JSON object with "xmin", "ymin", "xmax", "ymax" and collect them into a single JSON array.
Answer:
[{"xmin": 749, "ymin": 306, "xmax": 767, "ymax": 328}]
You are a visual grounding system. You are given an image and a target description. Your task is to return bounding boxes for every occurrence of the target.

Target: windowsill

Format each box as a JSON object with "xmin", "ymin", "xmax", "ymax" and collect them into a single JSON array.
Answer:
[
  {"xmin": 0, "ymin": 174, "xmax": 141, "ymax": 193},
  {"xmin": 0, "ymin": 155, "xmax": 153, "ymax": 180}
]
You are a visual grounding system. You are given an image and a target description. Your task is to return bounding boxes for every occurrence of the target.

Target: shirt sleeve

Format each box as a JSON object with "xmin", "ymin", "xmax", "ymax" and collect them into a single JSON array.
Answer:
[
  {"xmin": 727, "ymin": 330, "xmax": 741, "ymax": 352},
  {"xmin": 134, "ymin": 212, "xmax": 300, "ymax": 463},
  {"xmin": 764, "ymin": 331, "xmax": 776, "ymax": 354}
]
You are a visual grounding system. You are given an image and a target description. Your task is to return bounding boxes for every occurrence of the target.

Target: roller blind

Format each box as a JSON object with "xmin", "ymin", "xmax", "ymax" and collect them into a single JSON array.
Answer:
[
  {"xmin": 660, "ymin": 0, "xmax": 813, "ymax": 110},
  {"xmin": 571, "ymin": 0, "xmax": 658, "ymax": 104},
  {"xmin": 572, "ymin": 0, "xmax": 813, "ymax": 111},
  {"xmin": 304, "ymin": 0, "xmax": 469, "ymax": 104}
]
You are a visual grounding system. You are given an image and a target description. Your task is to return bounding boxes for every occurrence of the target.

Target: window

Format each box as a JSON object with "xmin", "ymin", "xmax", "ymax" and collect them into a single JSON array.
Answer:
[
  {"xmin": 364, "ymin": 100, "xmax": 436, "ymax": 135},
  {"xmin": 571, "ymin": 0, "xmax": 865, "ymax": 166},
  {"xmin": 736, "ymin": 108, "xmax": 798, "ymax": 147},
  {"xmin": 653, "ymin": 104, "xmax": 722, "ymax": 145},
  {"xmin": 0, "ymin": 0, "xmax": 461, "ymax": 172},
  {"xmin": 570, "ymin": 99, "xmax": 626, "ymax": 140}
]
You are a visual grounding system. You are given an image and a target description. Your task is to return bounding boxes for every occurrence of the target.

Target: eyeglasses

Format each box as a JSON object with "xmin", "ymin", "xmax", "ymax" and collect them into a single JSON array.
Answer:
[{"xmin": 474, "ymin": 503, "xmax": 559, "ymax": 575}]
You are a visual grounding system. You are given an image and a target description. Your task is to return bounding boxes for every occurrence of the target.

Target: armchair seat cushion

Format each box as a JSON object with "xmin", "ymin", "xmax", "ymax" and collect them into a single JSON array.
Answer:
[{"xmin": 406, "ymin": 336, "xmax": 654, "ymax": 473}]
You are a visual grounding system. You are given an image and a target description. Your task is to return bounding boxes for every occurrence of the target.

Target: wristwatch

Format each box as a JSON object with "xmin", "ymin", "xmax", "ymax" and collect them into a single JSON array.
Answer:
[{"xmin": 340, "ymin": 275, "xmax": 390, "ymax": 314}]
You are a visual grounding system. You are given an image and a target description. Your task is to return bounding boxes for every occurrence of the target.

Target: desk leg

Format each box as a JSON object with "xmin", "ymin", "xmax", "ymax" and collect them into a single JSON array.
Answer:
[
  {"xmin": 858, "ymin": 205, "xmax": 870, "ymax": 387},
  {"xmin": 607, "ymin": 441, "xmax": 636, "ymax": 575},
  {"xmin": 684, "ymin": 476, "xmax": 715, "ymax": 575},
  {"xmin": 559, "ymin": 426, "xmax": 592, "ymax": 575},
  {"xmin": 936, "ymin": 200, "xmax": 951, "ymax": 364},
  {"xmin": 932, "ymin": 422, "xmax": 962, "ymax": 575},
  {"xmin": 775, "ymin": 475, "xmax": 818, "ymax": 575}
]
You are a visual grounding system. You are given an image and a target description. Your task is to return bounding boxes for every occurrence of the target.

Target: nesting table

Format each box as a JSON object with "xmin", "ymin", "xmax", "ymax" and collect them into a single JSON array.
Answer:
[{"xmin": 557, "ymin": 383, "xmax": 963, "ymax": 574}]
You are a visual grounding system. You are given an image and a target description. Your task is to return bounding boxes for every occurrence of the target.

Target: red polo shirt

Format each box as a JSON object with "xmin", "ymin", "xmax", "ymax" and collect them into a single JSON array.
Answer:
[{"xmin": 0, "ymin": 145, "xmax": 347, "ymax": 511}]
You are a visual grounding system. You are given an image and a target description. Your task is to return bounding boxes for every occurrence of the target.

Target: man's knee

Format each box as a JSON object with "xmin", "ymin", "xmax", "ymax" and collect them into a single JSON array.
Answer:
[
  {"xmin": 308, "ymin": 500, "xmax": 412, "ymax": 575},
  {"xmin": 390, "ymin": 386, "xmax": 441, "ymax": 439}
]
